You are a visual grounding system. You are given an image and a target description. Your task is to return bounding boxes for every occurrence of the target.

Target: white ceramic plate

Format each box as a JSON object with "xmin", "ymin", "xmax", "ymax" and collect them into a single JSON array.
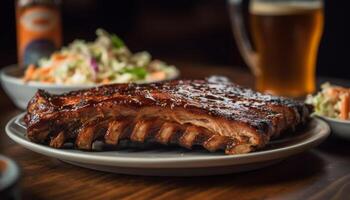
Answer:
[
  {"xmin": 6, "ymin": 113, "xmax": 330, "ymax": 176},
  {"xmin": 315, "ymin": 114, "xmax": 350, "ymax": 140},
  {"xmin": 0, "ymin": 65, "xmax": 179, "ymax": 109}
]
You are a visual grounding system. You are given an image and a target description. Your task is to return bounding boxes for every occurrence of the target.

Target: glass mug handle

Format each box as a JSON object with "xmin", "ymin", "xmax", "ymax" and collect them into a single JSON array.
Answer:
[{"xmin": 228, "ymin": 0, "xmax": 259, "ymax": 76}]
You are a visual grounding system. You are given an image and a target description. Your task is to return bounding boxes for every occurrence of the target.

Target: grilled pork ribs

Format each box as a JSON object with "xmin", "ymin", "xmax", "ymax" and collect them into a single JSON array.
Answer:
[{"xmin": 25, "ymin": 76, "xmax": 312, "ymax": 154}]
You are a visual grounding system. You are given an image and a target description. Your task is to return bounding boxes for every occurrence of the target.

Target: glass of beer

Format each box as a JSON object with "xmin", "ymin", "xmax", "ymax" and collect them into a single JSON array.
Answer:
[{"xmin": 228, "ymin": 0, "xmax": 324, "ymax": 97}]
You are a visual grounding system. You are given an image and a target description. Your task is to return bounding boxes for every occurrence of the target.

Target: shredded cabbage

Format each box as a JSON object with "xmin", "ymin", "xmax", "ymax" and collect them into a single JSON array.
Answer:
[{"xmin": 306, "ymin": 83, "xmax": 347, "ymax": 118}]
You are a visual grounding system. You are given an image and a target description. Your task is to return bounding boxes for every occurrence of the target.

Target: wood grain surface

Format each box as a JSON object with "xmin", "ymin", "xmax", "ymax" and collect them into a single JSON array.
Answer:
[{"xmin": 1, "ymin": 65, "xmax": 350, "ymax": 200}]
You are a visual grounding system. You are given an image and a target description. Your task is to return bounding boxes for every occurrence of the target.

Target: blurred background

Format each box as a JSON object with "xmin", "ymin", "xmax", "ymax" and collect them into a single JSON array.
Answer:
[{"xmin": 0, "ymin": 0, "xmax": 350, "ymax": 78}]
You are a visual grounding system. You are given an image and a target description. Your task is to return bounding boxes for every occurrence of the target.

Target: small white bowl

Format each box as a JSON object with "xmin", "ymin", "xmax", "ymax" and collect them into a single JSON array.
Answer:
[
  {"xmin": 315, "ymin": 114, "xmax": 350, "ymax": 140},
  {"xmin": 0, "ymin": 65, "xmax": 179, "ymax": 110},
  {"xmin": 0, "ymin": 154, "xmax": 20, "ymax": 199}
]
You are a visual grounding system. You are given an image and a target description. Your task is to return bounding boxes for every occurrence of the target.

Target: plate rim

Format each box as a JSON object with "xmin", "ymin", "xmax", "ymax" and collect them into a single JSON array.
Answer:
[
  {"xmin": 6, "ymin": 113, "xmax": 330, "ymax": 168},
  {"xmin": 314, "ymin": 113, "xmax": 350, "ymax": 124}
]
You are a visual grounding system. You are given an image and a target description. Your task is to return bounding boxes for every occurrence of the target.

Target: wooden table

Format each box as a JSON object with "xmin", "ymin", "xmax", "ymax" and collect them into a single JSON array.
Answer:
[{"xmin": 1, "ymin": 66, "xmax": 350, "ymax": 200}]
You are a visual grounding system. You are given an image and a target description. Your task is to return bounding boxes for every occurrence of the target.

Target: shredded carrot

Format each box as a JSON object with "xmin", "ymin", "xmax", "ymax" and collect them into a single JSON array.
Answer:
[
  {"xmin": 52, "ymin": 53, "xmax": 67, "ymax": 61},
  {"xmin": 39, "ymin": 67, "xmax": 52, "ymax": 75},
  {"xmin": 151, "ymin": 71, "xmax": 166, "ymax": 81},
  {"xmin": 40, "ymin": 76, "xmax": 55, "ymax": 83},
  {"xmin": 339, "ymin": 93, "xmax": 350, "ymax": 120},
  {"xmin": 101, "ymin": 78, "xmax": 110, "ymax": 84},
  {"xmin": 23, "ymin": 64, "xmax": 36, "ymax": 82},
  {"xmin": 326, "ymin": 87, "xmax": 350, "ymax": 102}
]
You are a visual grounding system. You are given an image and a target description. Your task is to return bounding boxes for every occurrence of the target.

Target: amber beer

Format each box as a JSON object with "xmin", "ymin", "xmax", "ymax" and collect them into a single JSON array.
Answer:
[{"xmin": 250, "ymin": 2, "xmax": 324, "ymax": 97}]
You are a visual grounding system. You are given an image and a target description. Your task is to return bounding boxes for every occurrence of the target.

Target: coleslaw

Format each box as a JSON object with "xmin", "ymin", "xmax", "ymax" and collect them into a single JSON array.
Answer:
[
  {"xmin": 306, "ymin": 83, "xmax": 350, "ymax": 120},
  {"xmin": 23, "ymin": 29, "xmax": 178, "ymax": 85}
]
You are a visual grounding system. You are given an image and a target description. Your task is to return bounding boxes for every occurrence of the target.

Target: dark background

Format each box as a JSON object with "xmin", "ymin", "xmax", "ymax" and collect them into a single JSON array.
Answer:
[{"xmin": 0, "ymin": 0, "xmax": 350, "ymax": 78}]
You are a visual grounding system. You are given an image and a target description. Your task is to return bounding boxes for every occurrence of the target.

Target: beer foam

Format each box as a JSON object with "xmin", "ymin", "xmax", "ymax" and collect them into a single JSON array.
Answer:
[{"xmin": 250, "ymin": 1, "xmax": 323, "ymax": 15}]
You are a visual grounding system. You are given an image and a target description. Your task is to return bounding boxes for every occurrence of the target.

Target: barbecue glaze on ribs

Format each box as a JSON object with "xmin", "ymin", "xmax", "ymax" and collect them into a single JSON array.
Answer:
[{"xmin": 25, "ymin": 76, "xmax": 312, "ymax": 154}]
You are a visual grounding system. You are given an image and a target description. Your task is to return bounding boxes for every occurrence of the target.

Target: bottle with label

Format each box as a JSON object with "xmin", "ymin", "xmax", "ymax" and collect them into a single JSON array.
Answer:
[{"xmin": 16, "ymin": 0, "xmax": 62, "ymax": 67}]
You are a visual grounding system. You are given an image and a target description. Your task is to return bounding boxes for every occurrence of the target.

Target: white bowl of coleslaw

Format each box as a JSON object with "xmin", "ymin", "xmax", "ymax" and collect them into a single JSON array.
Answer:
[
  {"xmin": 307, "ymin": 83, "xmax": 350, "ymax": 140},
  {"xmin": 0, "ymin": 29, "xmax": 179, "ymax": 109}
]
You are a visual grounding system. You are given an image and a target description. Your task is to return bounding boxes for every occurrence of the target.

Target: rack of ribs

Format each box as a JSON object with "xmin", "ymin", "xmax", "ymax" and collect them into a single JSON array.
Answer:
[{"xmin": 25, "ymin": 76, "xmax": 312, "ymax": 154}]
